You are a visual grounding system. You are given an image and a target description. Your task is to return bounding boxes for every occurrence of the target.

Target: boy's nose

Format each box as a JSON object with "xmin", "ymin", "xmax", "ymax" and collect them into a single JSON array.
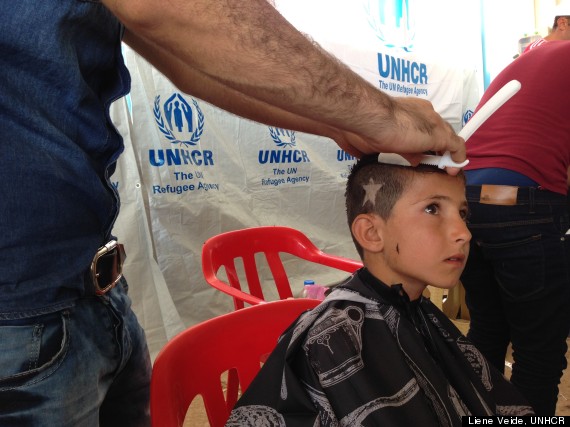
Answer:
[{"xmin": 453, "ymin": 217, "xmax": 472, "ymax": 243}]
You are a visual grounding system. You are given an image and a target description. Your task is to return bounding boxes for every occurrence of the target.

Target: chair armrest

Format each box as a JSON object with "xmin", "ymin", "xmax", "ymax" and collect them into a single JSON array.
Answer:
[
  {"xmin": 206, "ymin": 277, "xmax": 266, "ymax": 306},
  {"xmin": 311, "ymin": 252, "xmax": 363, "ymax": 273}
]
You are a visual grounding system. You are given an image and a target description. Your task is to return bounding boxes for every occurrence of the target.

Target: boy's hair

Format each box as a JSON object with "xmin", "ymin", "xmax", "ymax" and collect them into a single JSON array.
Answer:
[{"xmin": 345, "ymin": 153, "xmax": 465, "ymax": 259}]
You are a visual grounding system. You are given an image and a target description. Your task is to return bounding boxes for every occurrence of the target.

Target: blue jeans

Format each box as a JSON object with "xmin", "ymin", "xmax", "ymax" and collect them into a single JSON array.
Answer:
[
  {"xmin": 0, "ymin": 279, "xmax": 151, "ymax": 426},
  {"xmin": 461, "ymin": 185, "xmax": 570, "ymax": 415}
]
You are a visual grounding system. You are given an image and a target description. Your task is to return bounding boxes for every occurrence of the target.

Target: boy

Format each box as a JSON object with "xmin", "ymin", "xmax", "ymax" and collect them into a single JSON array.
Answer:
[{"xmin": 226, "ymin": 154, "xmax": 533, "ymax": 426}]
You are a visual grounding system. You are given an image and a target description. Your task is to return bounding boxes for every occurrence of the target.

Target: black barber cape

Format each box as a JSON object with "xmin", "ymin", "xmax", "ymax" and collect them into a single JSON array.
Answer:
[{"xmin": 226, "ymin": 268, "xmax": 533, "ymax": 426}]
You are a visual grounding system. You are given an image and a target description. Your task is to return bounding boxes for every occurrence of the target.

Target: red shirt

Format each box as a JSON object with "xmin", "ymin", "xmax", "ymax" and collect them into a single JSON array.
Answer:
[
  {"xmin": 465, "ymin": 41, "xmax": 570, "ymax": 195},
  {"xmin": 522, "ymin": 37, "xmax": 547, "ymax": 53}
]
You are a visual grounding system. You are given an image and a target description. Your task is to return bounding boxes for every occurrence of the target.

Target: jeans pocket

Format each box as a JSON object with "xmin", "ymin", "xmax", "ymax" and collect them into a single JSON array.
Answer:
[
  {"xmin": 477, "ymin": 234, "xmax": 544, "ymax": 301},
  {"xmin": 0, "ymin": 312, "xmax": 69, "ymax": 389}
]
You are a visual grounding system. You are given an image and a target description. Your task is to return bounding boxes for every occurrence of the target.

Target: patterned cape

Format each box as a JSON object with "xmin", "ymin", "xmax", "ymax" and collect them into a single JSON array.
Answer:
[{"xmin": 226, "ymin": 269, "xmax": 534, "ymax": 426}]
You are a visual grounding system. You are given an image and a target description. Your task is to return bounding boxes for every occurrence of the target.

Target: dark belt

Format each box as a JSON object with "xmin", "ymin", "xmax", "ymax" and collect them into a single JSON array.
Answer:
[{"xmin": 89, "ymin": 240, "xmax": 126, "ymax": 295}]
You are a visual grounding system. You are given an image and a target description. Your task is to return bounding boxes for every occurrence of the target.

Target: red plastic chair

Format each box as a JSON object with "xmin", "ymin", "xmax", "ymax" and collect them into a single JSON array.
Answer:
[
  {"xmin": 201, "ymin": 226, "xmax": 363, "ymax": 310},
  {"xmin": 150, "ymin": 298, "xmax": 319, "ymax": 427}
]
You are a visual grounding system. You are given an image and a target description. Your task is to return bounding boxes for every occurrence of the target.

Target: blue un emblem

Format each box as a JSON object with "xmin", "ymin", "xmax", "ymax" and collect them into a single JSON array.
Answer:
[
  {"xmin": 154, "ymin": 93, "xmax": 204, "ymax": 147},
  {"xmin": 463, "ymin": 109, "xmax": 474, "ymax": 127},
  {"xmin": 269, "ymin": 127, "xmax": 296, "ymax": 148},
  {"xmin": 364, "ymin": 0, "xmax": 415, "ymax": 52}
]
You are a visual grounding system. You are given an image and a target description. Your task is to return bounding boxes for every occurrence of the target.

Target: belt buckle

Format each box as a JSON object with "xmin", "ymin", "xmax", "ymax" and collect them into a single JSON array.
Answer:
[{"xmin": 90, "ymin": 240, "xmax": 125, "ymax": 295}]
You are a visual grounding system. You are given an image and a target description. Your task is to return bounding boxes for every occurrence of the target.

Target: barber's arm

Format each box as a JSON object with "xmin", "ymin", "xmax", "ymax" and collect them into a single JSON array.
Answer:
[
  {"xmin": 123, "ymin": 31, "xmax": 377, "ymax": 157},
  {"xmin": 103, "ymin": 0, "xmax": 465, "ymax": 163}
]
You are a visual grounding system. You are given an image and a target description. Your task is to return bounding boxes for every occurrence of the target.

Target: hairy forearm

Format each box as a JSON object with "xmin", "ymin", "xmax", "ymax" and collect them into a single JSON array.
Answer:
[
  {"xmin": 105, "ymin": 0, "xmax": 466, "ymax": 164},
  {"xmin": 105, "ymin": 0, "xmax": 394, "ymax": 138},
  {"xmin": 123, "ymin": 32, "xmax": 366, "ymax": 156}
]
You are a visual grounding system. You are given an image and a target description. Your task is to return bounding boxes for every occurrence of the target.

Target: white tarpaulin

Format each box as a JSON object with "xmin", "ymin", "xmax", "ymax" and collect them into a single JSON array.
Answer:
[{"xmin": 110, "ymin": 0, "xmax": 481, "ymax": 359}]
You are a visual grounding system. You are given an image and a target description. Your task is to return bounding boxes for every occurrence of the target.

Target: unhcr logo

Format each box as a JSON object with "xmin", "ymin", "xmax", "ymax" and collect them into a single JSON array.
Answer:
[
  {"xmin": 149, "ymin": 93, "xmax": 213, "ymax": 167},
  {"xmin": 463, "ymin": 109, "xmax": 474, "ymax": 127},
  {"xmin": 377, "ymin": 53, "xmax": 427, "ymax": 84},
  {"xmin": 269, "ymin": 127, "xmax": 296, "ymax": 148},
  {"xmin": 258, "ymin": 127, "xmax": 310, "ymax": 164},
  {"xmin": 153, "ymin": 93, "xmax": 204, "ymax": 147},
  {"xmin": 364, "ymin": 0, "xmax": 415, "ymax": 52}
]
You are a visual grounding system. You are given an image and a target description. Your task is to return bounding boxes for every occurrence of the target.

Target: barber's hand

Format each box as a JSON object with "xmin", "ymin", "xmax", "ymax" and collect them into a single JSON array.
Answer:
[
  {"xmin": 389, "ymin": 97, "xmax": 466, "ymax": 173},
  {"xmin": 329, "ymin": 97, "xmax": 466, "ymax": 175},
  {"xmin": 329, "ymin": 96, "xmax": 467, "ymax": 173}
]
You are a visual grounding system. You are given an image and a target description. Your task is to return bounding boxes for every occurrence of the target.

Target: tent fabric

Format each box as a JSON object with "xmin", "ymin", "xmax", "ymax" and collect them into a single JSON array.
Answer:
[{"xmin": 110, "ymin": 41, "xmax": 479, "ymax": 359}]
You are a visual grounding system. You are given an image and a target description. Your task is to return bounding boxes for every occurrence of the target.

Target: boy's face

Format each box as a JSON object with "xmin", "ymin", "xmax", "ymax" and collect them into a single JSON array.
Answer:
[{"xmin": 373, "ymin": 172, "xmax": 470, "ymax": 298}]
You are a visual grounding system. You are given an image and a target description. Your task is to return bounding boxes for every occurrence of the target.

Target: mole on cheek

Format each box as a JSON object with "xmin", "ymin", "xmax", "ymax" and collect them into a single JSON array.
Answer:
[{"xmin": 396, "ymin": 243, "xmax": 400, "ymax": 254}]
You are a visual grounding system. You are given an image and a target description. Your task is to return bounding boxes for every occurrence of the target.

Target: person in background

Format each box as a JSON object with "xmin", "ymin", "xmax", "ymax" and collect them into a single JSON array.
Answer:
[
  {"xmin": 523, "ymin": 14, "xmax": 570, "ymax": 52},
  {"xmin": 460, "ymin": 41, "xmax": 570, "ymax": 415},
  {"xmin": 0, "ymin": 1, "xmax": 466, "ymax": 426},
  {"xmin": 226, "ymin": 154, "xmax": 533, "ymax": 426},
  {"xmin": 521, "ymin": 12, "xmax": 570, "ymax": 253}
]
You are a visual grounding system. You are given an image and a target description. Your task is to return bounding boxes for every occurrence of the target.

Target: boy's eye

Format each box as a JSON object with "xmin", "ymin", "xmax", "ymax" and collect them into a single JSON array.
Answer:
[
  {"xmin": 460, "ymin": 208, "xmax": 470, "ymax": 222},
  {"xmin": 424, "ymin": 203, "xmax": 439, "ymax": 215}
]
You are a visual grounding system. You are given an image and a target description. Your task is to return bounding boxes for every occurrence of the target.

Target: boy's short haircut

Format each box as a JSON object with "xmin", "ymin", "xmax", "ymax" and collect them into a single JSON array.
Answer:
[{"xmin": 345, "ymin": 153, "xmax": 465, "ymax": 258}]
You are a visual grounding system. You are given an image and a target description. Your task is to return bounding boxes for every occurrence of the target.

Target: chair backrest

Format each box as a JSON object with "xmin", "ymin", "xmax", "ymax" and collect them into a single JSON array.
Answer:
[
  {"xmin": 201, "ymin": 226, "xmax": 363, "ymax": 309},
  {"xmin": 150, "ymin": 298, "xmax": 320, "ymax": 427}
]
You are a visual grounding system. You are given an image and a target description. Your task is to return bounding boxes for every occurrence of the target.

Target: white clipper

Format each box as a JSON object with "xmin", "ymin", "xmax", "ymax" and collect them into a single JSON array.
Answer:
[
  {"xmin": 418, "ymin": 151, "xmax": 469, "ymax": 169},
  {"xmin": 377, "ymin": 151, "xmax": 468, "ymax": 168}
]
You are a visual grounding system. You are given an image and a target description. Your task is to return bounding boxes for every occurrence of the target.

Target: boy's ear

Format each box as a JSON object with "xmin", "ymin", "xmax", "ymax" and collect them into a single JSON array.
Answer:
[{"xmin": 351, "ymin": 213, "xmax": 385, "ymax": 253}]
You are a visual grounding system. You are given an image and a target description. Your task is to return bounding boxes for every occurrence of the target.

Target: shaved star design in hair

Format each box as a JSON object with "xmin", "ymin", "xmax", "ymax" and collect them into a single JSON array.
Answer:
[{"xmin": 362, "ymin": 178, "xmax": 383, "ymax": 207}]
